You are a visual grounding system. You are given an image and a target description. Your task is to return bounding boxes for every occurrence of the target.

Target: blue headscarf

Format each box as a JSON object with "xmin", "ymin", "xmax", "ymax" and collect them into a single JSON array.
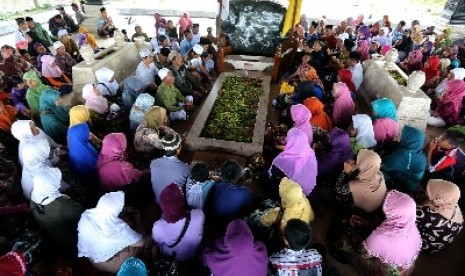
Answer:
[
  {"xmin": 371, "ymin": 98, "xmax": 398, "ymax": 121},
  {"xmin": 117, "ymin": 257, "xmax": 147, "ymax": 276},
  {"xmin": 129, "ymin": 93, "xmax": 155, "ymax": 132},
  {"xmin": 122, "ymin": 76, "xmax": 145, "ymax": 109},
  {"xmin": 39, "ymin": 89, "xmax": 70, "ymax": 144},
  {"xmin": 382, "ymin": 126, "xmax": 426, "ymax": 191},
  {"xmin": 68, "ymin": 123, "xmax": 99, "ymax": 181}
]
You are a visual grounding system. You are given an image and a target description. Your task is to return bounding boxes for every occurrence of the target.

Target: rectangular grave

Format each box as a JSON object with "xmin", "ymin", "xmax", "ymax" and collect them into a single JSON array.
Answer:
[{"xmin": 185, "ymin": 72, "xmax": 270, "ymax": 157}]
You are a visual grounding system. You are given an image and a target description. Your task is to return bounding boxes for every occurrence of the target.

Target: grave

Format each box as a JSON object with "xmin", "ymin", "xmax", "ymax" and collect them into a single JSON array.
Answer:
[
  {"xmin": 72, "ymin": 42, "xmax": 140, "ymax": 94},
  {"xmin": 359, "ymin": 59, "xmax": 431, "ymax": 132},
  {"xmin": 185, "ymin": 71, "xmax": 271, "ymax": 157}
]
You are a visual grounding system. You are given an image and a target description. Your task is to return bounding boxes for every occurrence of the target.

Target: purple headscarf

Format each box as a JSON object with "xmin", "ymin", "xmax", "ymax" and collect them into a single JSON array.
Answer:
[
  {"xmin": 357, "ymin": 25, "xmax": 372, "ymax": 44},
  {"xmin": 273, "ymin": 128, "xmax": 318, "ymax": 195},
  {"xmin": 290, "ymin": 104, "xmax": 313, "ymax": 145},
  {"xmin": 201, "ymin": 219, "xmax": 268, "ymax": 276},
  {"xmin": 317, "ymin": 128, "xmax": 354, "ymax": 175}
]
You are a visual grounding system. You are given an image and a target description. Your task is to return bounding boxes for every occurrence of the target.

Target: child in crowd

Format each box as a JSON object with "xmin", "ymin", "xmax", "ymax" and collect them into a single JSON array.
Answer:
[
  {"xmin": 186, "ymin": 162, "xmax": 215, "ymax": 209},
  {"xmin": 9, "ymin": 75, "xmax": 30, "ymax": 116}
]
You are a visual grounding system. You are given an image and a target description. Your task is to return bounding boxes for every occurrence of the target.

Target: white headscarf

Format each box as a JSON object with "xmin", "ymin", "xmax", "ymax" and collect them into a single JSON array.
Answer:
[
  {"xmin": 129, "ymin": 93, "xmax": 155, "ymax": 131},
  {"xmin": 353, "ymin": 114, "xmax": 377, "ymax": 148},
  {"xmin": 95, "ymin": 68, "xmax": 119, "ymax": 96},
  {"xmin": 31, "ymin": 170, "xmax": 65, "ymax": 206},
  {"xmin": 21, "ymin": 138, "xmax": 58, "ymax": 199},
  {"xmin": 11, "ymin": 120, "xmax": 59, "ymax": 165},
  {"xmin": 77, "ymin": 191, "xmax": 142, "ymax": 263},
  {"xmin": 451, "ymin": 68, "xmax": 465, "ymax": 81}
]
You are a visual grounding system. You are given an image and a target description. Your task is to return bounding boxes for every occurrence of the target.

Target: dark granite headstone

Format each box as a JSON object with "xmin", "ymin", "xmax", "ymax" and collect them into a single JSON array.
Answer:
[
  {"xmin": 85, "ymin": 0, "xmax": 111, "ymax": 5},
  {"xmin": 442, "ymin": 0, "xmax": 465, "ymax": 24},
  {"xmin": 221, "ymin": 0, "xmax": 286, "ymax": 56}
]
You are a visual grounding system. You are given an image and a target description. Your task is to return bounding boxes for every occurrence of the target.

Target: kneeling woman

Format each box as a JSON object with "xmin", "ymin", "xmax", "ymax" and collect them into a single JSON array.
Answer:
[{"xmin": 78, "ymin": 191, "xmax": 148, "ymax": 273}]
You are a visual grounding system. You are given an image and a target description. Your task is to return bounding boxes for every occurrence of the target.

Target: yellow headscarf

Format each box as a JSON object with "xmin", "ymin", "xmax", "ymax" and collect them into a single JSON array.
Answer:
[
  {"xmin": 69, "ymin": 105, "xmax": 90, "ymax": 127},
  {"xmin": 143, "ymin": 106, "xmax": 168, "ymax": 129},
  {"xmin": 79, "ymin": 26, "xmax": 98, "ymax": 48}
]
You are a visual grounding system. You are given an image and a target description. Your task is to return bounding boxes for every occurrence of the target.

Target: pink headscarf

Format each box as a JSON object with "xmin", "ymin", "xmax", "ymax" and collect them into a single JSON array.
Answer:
[
  {"xmin": 407, "ymin": 50, "xmax": 423, "ymax": 64},
  {"xmin": 82, "ymin": 84, "xmax": 109, "ymax": 115},
  {"xmin": 364, "ymin": 190, "xmax": 421, "ymax": 268},
  {"xmin": 273, "ymin": 128, "xmax": 317, "ymax": 195},
  {"xmin": 290, "ymin": 104, "xmax": 313, "ymax": 145},
  {"xmin": 357, "ymin": 40, "xmax": 370, "ymax": 62},
  {"xmin": 201, "ymin": 219, "xmax": 268, "ymax": 276},
  {"xmin": 41, "ymin": 55, "xmax": 62, "ymax": 78},
  {"xmin": 436, "ymin": 79, "xmax": 465, "ymax": 125},
  {"xmin": 332, "ymin": 82, "xmax": 355, "ymax": 129},
  {"xmin": 380, "ymin": 45, "xmax": 392, "ymax": 56}
]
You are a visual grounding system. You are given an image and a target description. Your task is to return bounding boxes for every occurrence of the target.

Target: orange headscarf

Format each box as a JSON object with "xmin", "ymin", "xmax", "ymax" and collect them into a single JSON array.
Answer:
[
  {"xmin": 303, "ymin": 97, "xmax": 332, "ymax": 131},
  {"xmin": 306, "ymin": 66, "xmax": 319, "ymax": 82},
  {"xmin": 0, "ymin": 103, "xmax": 17, "ymax": 132}
]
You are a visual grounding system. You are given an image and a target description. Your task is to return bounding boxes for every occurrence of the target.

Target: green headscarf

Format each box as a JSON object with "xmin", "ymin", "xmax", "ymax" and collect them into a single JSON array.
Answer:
[{"xmin": 23, "ymin": 71, "xmax": 50, "ymax": 118}]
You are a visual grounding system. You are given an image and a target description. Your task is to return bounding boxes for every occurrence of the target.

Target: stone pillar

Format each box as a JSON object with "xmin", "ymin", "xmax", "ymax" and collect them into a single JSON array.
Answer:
[{"xmin": 441, "ymin": 0, "xmax": 465, "ymax": 24}]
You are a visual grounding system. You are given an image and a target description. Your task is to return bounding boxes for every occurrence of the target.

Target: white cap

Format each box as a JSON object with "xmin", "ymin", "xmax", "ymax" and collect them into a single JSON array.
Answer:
[
  {"xmin": 53, "ymin": 41, "xmax": 64, "ymax": 49},
  {"xmin": 139, "ymin": 48, "xmax": 151, "ymax": 59},
  {"xmin": 337, "ymin": 33, "xmax": 349, "ymax": 42},
  {"xmin": 192, "ymin": 44, "xmax": 203, "ymax": 55},
  {"xmin": 158, "ymin": 68, "xmax": 171, "ymax": 80},
  {"xmin": 57, "ymin": 29, "xmax": 68, "ymax": 38}
]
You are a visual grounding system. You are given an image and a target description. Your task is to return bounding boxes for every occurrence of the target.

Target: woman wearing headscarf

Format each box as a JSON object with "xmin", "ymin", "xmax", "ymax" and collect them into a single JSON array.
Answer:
[
  {"xmin": 303, "ymin": 97, "xmax": 332, "ymax": 132},
  {"xmin": 82, "ymin": 84, "xmax": 108, "ymax": 115},
  {"xmin": 289, "ymin": 104, "xmax": 313, "ymax": 146},
  {"xmin": 421, "ymin": 41, "xmax": 435, "ymax": 63},
  {"xmin": 428, "ymin": 72, "xmax": 465, "ymax": 127},
  {"xmin": 436, "ymin": 27, "xmax": 453, "ymax": 54},
  {"xmin": 201, "ymin": 219, "xmax": 268, "ymax": 276},
  {"xmin": 39, "ymin": 88, "xmax": 69, "ymax": 144},
  {"xmin": 77, "ymin": 27, "xmax": 99, "ymax": 50},
  {"xmin": 21, "ymin": 138, "xmax": 59, "ymax": 198},
  {"xmin": 134, "ymin": 106, "xmax": 177, "ymax": 156},
  {"xmin": 23, "ymin": 71, "xmax": 50, "ymax": 120},
  {"xmin": 371, "ymin": 98, "xmax": 399, "ymax": 143},
  {"xmin": 333, "ymin": 149, "xmax": 387, "ymax": 213},
  {"xmin": 97, "ymin": 133, "xmax": 145, "ymax": 192},
  {"xmin": 40, "ymin": 55, "xmax": 72, "ymax": 94},
  {"xmin": 332, "ymin": 82, "xmax": 355, "ymax": 130},
  {"xmin": 269, "ymin": 128, "xmax": 317, "ymax": 198},
  {"xmin": 11, "ymin": 119, "xmax": 60, "ymax": 166},
  {"xmin": 357, "ymin": 25, "xmax": 372, "ymax": 44},
  {"xmin": 95, "ymin": 67, "xmax": 120, "ymax": 97},
  {"xmin": 399, "ymin": 49, "xmax": 423, "ymax": 75},
  {"xmin": 122, "ymin": 76, "xmax": 145, "ymax": 110},
  {"xmin": 304, "ymin": 66, "xmax": 325, "ymax": 100},
  {"xmin": 30, "ymin": 170, "xmax": 84, "ymax": 248},
  {"xmin": 350, "ymin": 114, "xmax": 377, "ymax": 154},
  {"xmin": 422, "ymin": 55, "xmax": 440, "ymax": 89},
  {"xmin": 318, "ymin": 127, "xmax": 354, "ymax": 177},
  {"xmin": 357, "ymin": 40, "xmax": 370, "ymax": 62},
  {"xmin": 344, "ymin": 190, "xmax": 422, "ymax": 275},
  {"xmin": 129, "ymin": 93, "xmax": 155, "ymax": 133},
  {"xmin": 417, "ymin": 179, "xmax": 463, "ymax": 254},
  {"xmin": 382, "ymin": 126, "xmax": 426, "ymax": 192},
  {"xmin": 68, "ymin": 105, "xmax": 99, "ymax": 182},
  {"xmin": 0, "ymin": 101, "xmax": 17, "ymax": 134},
  {"xmin": 152, "ymin": 183, "xmax": 205, "ymax": 261},
  {"xmin": 78, "ymin": 191, "xmax": 146, "ymax": 273},
  {"xmin": 259, "ymin": 177, "xmax": 314, "ymax": 233}
]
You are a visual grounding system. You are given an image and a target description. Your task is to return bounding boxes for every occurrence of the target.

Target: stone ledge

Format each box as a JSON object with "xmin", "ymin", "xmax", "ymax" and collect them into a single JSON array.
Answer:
[
  {"xmin": 185, "ymin": 72, "xmax": 270, "ymax": 157},
  {"xmin": 117, "ymin": 9, "xmax": 216, "ymax": 19}
]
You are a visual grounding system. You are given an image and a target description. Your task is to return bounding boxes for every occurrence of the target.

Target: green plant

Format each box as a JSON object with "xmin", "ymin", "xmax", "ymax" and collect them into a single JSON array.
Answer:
[{"xmin": 201, "ymin": 76, "xmax": 264, "ymax": 143}]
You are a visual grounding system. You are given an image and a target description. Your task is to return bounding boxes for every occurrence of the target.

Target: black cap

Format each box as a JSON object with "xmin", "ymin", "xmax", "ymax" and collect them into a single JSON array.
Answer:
[
  {"xmin": 325, "ymin": 24, "xmax": 334, "ymax": 29},
  {"xmin": 15, "ymin": 18, "xmax": 25, "ymax": 25},
  {"xmin": 55, "ymin": 5, "xmax": 65, "ymax": 10},
  {"xmin": 25, "ymin": 17, "xmax": 34, "ymax": 22},
  {"xmin": 10, "ymin": 75, "xmax": 24, "ymax": 86},
  {"xmin": 199, "ymin": 37, "xmax": 211, "ymax": 46},
  {"xmin": 184, "ymin": 28, "xmax": 192, "ymax": 35},
  {"xmin": 191, "ymin": 163, "xmax": 209, "ymax": 182},
  {"xmin": 220, "ymin": 160, "xmax": 242, "ymax": 184},
  {"xmin": 349, "ymin": 51, "xmax": 361, "ymax": 61},
  {"xmin": 311, "ymin": 21, "xmax": 318, "ymax": 28},
  {"xmin": 160, "ymin": 47, "xmax": 171, "ymax": 57},
  {"xmin": 193, "ymin": 23, "xmax": 199, "ymax": 28},
  {"xmin": 344, "ymin": 39, "xmax": 355, "ymax": 50},
  {"xmin": 71, "ymin": 3, "xmax": 78, "ymax": 8}
]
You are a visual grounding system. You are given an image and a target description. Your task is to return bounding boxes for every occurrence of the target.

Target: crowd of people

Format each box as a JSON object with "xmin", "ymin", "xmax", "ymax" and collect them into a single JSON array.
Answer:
[{"xmin": 0, "ymin": 2, "xmax": 465, "ymax": 275}]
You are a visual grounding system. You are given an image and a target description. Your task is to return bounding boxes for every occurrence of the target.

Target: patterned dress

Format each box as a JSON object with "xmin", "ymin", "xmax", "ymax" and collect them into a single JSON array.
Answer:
[{"xmin": 416, "ymin": 206, "xmax": 463, "ymax": 254}]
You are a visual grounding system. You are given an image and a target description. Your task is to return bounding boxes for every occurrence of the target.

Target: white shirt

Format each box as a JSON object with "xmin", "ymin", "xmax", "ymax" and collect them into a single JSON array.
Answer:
[
  {"xmin": 186, "ymin": 57, "xmax": 202, "ymax": 70},
  {"xmin": 350, "ymin": 62, "xmax": 363, "ymax": 91},
  {"xmin": 14, "ymin": 29, "xmax": 28, "ymax": 45},
  {"xmin": 135, "ymin": 61, "xmax": 158, "ymax": 86}
]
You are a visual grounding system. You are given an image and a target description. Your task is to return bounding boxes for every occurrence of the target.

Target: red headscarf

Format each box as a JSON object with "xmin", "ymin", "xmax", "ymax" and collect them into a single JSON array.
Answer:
[
  {"xmin": 159, "ymin": 183, "xmax": 187, "ymax": 223},
  {"xmin": 338, "ymin": 69, "xmax": 356, "ymax": 92},
  {"xmin": 0, "ymin": 251, "xmax": 27, "ymax": 276},
  {"xmin": 0, "ymin": 103, "xmax": 17, "ymax": 132},
  {"xmin": 303, "ymin": 97, "xmax": 332, "ymax": 131},
  {"xmin": 423, "ymin": 55, "xmax": 440, "ymax": 82}
]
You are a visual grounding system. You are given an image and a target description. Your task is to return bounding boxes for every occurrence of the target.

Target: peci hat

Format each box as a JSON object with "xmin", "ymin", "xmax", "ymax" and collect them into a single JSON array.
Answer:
[
  {"xmin": 53, "ymin": 41, "xmax": 64, "ymax": 49},
  {"xmin": 192, "ymin": 44, "xmax": 203, "ymax": 55},
  {"xmin": 55, "ymin": 5, "xmax": 65, "ymax": 11},
  {"xmin": 57, "ymin": 29, "xmax": 68, "ymax": 38},
  {"xmin": 159, "ymin": 47, "xmax": 171, "ymax": 57},
  {"xmin": 15, "ymin": 18, "xmax": 25, "ymax": 25},
  {"xmin": 184, "ymin": 29, "xmax": 192, "ymax": 35},
  {"xmin": 220, "ymin": 160, "xmax": 242, "ymax": 183},
  {"xmin": 191, "ymin": 163, "xmax": 210, "ymax": 182},
  {"xmin": 139, "ymin": 48, "xmax": 151, "ymax": 59},
  {"xmin": 158, "ymin": 35, "xmax": 168, "ymax": 43},
  {"xmin": 161, "ymin": 133, "xmax": 181, "ymax": 151},
  {"xmin": 192, "ymin": 23, "xmax": 199, "ymax": 28},
  {"xmin": 167, "ymin": 50, "xmax": 178, "ymax": 63},
  {"xmin": 158, "ymin": 68, "xmax": 171, "ymax": 80},
  {"xmin": 25, "ymin": 16, "xmax": 34, "ymax": 22},
  {"xmin": 337, "ymin": 33, "xmax": 349, "ymax": 42}
]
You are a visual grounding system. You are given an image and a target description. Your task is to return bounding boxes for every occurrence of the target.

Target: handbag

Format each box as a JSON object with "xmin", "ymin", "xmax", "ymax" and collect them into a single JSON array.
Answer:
[{"xmin": 152, "ymin": 213, "xmax": 191, "ymax": 276}]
